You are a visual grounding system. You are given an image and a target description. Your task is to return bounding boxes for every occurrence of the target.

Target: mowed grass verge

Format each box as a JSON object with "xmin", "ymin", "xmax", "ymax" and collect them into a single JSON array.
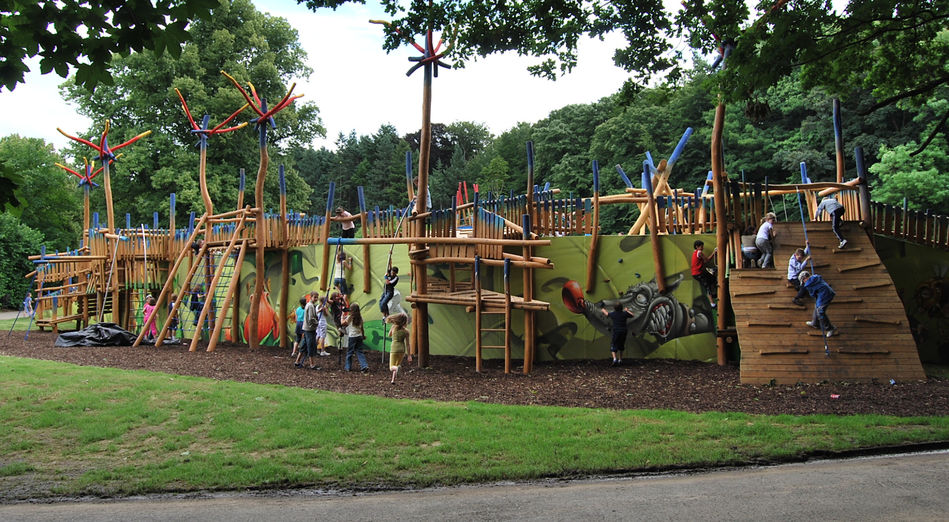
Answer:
[{"xmin": 1, "ymin": 356, "xmax": 948, "ymax": 500}]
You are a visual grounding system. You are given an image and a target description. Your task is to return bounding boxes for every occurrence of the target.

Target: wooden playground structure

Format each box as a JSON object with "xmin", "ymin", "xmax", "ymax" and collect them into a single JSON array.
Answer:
[{"xmin": 20, "ymin": 31, "xmax": 943, "ymax": 384}]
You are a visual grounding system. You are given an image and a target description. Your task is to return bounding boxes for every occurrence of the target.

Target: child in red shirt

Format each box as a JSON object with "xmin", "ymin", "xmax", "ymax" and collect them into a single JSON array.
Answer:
[{"xmin": 691, "ymin": 240, "xmax": 717, "ymax": 308}]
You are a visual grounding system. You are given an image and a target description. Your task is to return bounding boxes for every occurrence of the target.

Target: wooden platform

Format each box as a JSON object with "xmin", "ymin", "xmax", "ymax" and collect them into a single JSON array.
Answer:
[
  {"xmin": 731, "ymin": 221, "xmax": 926, "ymax": 384},
  {"xmin": 405, "ymin": 287, "xmax": 549, "ymax": 312}
]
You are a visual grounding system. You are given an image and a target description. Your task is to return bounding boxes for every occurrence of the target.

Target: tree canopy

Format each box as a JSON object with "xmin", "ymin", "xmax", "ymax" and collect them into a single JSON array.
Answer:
[
  {"xmin": 61, "ymin": 0, "xmax": 323, "ymax": 226},
  {"xmin": 0, "ymin": 0, "xmax": 218, "ymax": 92},
  {"xmin": 0, "ymin": 135, "xmax": 80, "ymax": 251},
  {"xmin": 305, "ymin": 1, "xmax": 947, "ymax": 127}
]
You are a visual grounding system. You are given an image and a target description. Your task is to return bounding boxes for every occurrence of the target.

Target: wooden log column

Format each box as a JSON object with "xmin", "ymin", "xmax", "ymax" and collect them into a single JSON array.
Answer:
[
  {"xmin": 711, "ymin": 102, "xmax": 728, "ymax": 366},
  {"xmin": 414, "ymin": 58, "xmax": 433, "ymax": 368},
  {"xmin": 278, "ymin": 166, "xmax": 289, "ymax": 350},
  {"xmin": 522, "ymin": 214, "xmax": 535, "ymax": 374},
  {"xmin": 584, "ymin": 161, "xmax": 601, "ymax": 294},
  {"xmin": 249, "ymin": 131, "xmax": 269, "ymax": 350},
  {"xmin": 643, "ymin": 162, "xmax": 666, "ymax": 293}
]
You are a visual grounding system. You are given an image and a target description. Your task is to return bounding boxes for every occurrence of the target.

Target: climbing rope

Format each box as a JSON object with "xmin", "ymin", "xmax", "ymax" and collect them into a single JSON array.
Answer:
[{"xmin": 795, "ymin": 187, "xmax": 830, "ymax": 356}]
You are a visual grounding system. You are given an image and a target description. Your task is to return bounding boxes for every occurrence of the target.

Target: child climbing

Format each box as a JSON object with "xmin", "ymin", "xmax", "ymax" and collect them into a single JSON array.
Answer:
[
  {"xmin": 334, "ymin": 252, "xmax": 353, "ymax": 299},
  {"xmin": 755, "ymin": 212, "xmax": 777, "ymax": 268},
  {"xmin": 793, "ymin": 271, "xmax": 838, "ymax": 337},
  {"xmin": 167, "ymin": 300, "xmax": 179, "ymax": 341},
  {"xmin": 786, "ymin": 241, "xmax": 811, "ymax": 291},
  {"xmin": 379, "ymin": 266, "xmax": 399, "ymax": 318},
  {"xmin": 142, "ymin": 296, "xmax": 158, "ymax": 342},
  {"xmin": 691, "ymin": 240, "xmax": 717, "ymax": 307},
  {"xmin": 387, "ymin": 313, "xmax": 411, "ymax": 383},
  {"xmin": 816, "ymin": 194, "xmax": 847, "ymax": 248},
  {"xmin": 601, "ymin": 302, "xmax": 633, "ymax": 366},
  {"xmin": 342, "ymin": 303, "xmax": 369, "ymax": 372}
]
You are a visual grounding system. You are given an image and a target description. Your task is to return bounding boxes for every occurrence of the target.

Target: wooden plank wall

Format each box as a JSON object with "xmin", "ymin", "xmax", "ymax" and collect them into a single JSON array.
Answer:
[{"xmin": 732, "ymin": 221, "xmax": 926, "ymax": 384}]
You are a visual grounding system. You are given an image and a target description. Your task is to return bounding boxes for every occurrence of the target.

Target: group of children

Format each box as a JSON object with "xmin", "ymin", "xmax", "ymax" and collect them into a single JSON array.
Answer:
[
  {"xmin": 288, "ymin": 263, "xmax": 411, "ymax": 383},
  {"xmin": 602, "ymin": 195, "xmax": 846, "ymax": 364},
  {"xmin": 788, "ymin": 243, "xmax": 838, "ymax": 337}
]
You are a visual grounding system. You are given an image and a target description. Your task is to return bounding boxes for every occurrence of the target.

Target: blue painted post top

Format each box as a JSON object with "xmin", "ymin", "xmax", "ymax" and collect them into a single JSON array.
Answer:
[
  {"xmin": 668, "ymin": 127, "xmax": 693, "ymax": 167},
  {"xmin": 326, "ymin": 181, "xmax": 336, "ymax": 213},
  {"xmin": 642, "ymin": 161, "xmax": 654, "ymax": 194},
  {"xmin": 592, "ymin": 160, "xmax": 600, "ymax": 193},
  {"xmin": 615, "ymin": 164, "xmax": 633, "ymax": 188},
  {"xmin": 279, "ymin": 165, "xmax": 286, "ymax": 195},
  {"xmin": 854, "ymin": 146, "xmax": 867, "ymax": 178},
  {"xmin": 526, "ymin": 141, "xmax": 534, "ymax": 169}
]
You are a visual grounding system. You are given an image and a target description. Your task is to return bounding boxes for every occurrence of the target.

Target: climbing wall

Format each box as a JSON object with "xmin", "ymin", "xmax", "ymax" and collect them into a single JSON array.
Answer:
[{"xmin": 731, "ymin": 221, "xmax": 926, "ymax": 384}]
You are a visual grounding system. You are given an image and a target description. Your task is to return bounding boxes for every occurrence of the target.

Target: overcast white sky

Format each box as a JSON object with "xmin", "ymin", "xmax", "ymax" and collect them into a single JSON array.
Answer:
[{"xmin": 0, "ymin": 1, "xmax": 635, "ymax": 151}]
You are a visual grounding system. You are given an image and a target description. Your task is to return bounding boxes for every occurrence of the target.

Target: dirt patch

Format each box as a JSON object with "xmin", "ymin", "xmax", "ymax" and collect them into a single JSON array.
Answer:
[{"xmin": 2, "ymin": 331, "xmax": 948, "ymax": 416}]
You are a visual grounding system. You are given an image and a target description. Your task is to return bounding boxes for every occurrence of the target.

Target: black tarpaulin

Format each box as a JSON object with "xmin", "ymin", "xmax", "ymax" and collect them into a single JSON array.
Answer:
[{"xmin": 55, "ymin": 322, "xmax": 138, "ymax": 347}]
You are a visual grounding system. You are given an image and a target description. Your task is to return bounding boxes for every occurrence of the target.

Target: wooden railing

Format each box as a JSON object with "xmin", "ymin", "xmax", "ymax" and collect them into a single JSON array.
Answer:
[{"xmin": 870, "ymin": 201, "xmax": 949, "ymax": 249}]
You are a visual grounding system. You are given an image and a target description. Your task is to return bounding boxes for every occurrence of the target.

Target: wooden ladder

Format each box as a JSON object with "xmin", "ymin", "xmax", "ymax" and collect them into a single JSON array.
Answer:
[{"xmin": 474, "ymin": 257, "xmax": 513, "ymax": 373}]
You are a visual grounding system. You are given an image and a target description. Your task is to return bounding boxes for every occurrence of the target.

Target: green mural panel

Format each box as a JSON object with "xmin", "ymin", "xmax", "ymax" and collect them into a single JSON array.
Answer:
[
  {"xmin": 875, "ymin": 236, "xmax": 949, "ymax": 363},
  {"xmin": 231, "ymin": 235, "xmax": 719, "ymax": 362}
]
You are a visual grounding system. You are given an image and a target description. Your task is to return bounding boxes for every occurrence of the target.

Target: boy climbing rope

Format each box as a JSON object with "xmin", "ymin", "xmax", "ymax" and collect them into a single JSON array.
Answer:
[
  {"xmin": 786, "ymin": 241, "xmax": 811, "ymax": 291},
  {"xmin": 379, "ymin": 266, "xmax": 399, "ymax": 318},
  {"xmin": 793, "ymin": 271, "xmax": 838, "ymax": 338}
]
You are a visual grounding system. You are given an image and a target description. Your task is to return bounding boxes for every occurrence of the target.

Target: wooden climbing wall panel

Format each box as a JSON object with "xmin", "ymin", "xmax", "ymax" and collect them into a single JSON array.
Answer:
[{"xmin": 732, "ymin": 221, "xmax": 926, "ymax": 384}]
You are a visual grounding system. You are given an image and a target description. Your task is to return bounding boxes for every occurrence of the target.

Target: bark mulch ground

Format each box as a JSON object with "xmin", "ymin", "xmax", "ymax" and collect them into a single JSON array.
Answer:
[{"xmin": 2, "ymin": 330, "xmax": 948, "ymax": 416}]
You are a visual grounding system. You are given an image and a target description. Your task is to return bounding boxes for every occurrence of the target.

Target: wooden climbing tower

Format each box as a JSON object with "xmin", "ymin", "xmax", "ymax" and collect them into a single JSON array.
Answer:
[{"xmin": 731, "ymin": 221, "xmax": 926, "ymax": 384}]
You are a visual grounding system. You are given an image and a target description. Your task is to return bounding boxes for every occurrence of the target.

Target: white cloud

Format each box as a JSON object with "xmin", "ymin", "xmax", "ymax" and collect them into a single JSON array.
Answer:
[{"xmin": 0, "ymin": 1, "xmax": 633, "ymax": 152}]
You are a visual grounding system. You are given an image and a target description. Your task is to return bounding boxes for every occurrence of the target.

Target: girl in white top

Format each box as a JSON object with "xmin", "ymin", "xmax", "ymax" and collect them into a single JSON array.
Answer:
[{"xmin": 755, "ymin": 212, "xmax": 777, "ymax": 268}]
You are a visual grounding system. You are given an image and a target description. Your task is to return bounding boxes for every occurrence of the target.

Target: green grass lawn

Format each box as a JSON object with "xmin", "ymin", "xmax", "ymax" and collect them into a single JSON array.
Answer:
[{"xmin": 1, "ymin": 356, "xmax": 947, "ymax": 500}]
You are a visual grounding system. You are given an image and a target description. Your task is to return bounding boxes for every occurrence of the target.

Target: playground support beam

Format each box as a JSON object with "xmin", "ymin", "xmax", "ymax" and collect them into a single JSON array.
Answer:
[
  {"xmin": 711, "ymin": 102, "xmax": 728, "ymax": 366},
  {"xmin": 279, "ymin": 166, "xmax": 289, "ymax": 350},
  {"xmin": 414, "ymin": 57, "xmax": 433, "ymax": 369},
  {"xmin": 133, "ymin": 213, "xmax": 208, "ymax": 348},
  {"xmin": 249, "ymin": 143, "xmax": 269, "ymax": 350}
]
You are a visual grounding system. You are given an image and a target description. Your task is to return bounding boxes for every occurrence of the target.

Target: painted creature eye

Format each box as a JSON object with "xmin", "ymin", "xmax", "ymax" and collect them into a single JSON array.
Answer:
[{"xmin": 634, "ymin": 293, "xmax": 648, "ymax": 306}]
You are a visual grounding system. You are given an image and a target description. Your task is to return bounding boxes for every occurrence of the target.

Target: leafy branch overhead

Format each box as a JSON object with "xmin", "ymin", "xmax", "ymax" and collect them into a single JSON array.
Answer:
[
  {"xmin": 0, "ymin": 0, "xmax": 218, "ymax": 91},
  {"xmin": 302, "ymin": 0, "xmax": 947, "ymax": 112}
]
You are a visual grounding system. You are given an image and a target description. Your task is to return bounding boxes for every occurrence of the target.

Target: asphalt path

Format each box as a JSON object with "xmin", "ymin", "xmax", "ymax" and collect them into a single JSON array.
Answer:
[{"xmin": 2, "ymin": 450, "xmax": 947, "ymax": 521}]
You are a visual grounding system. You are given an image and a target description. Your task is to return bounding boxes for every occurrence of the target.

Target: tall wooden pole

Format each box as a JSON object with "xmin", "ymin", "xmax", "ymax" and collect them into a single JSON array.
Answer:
[
  {"xmin": 521, "ymin": 214, "xmax": 535, "ymax": 373},
  {"xmin": 585, "ymin": 161, "xmax": 601, "ymax": 293},
  {"xmin": 319, "ymin": 182, "xmax": 335, "ymax": 292},
  {"xmin": 414, "ymin": 55, "xmax": 433, "ymax": 368},
  {"xmin": 643, "ymin": 162, "xmax": 666, "ymax": 293},
  {"xmin": 278, "ymin": 165, "xmax": 289, "ymax": 350},
  {"xmin": 358, "ymin": 186, "xmax": 371, "ymax": 293},
  {"xmin": 249, "ymin": 126, "xmax": 269, "ymax": 349},
  {"xmin": 711, "ymin": 102, "xmax": 729, "ymax": 366},
  {"xmin": 833, "ymin": 99, "xmax": 845, "ymax": 184}
]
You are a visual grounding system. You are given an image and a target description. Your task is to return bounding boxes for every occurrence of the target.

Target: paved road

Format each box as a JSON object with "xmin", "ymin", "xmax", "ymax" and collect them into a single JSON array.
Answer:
[{"xmin": 2, "ymin": 450, "xmax": 947, "ymax": 521}]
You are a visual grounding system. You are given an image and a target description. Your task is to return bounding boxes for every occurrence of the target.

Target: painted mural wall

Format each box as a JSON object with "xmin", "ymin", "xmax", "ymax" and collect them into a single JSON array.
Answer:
[
  {"xmin": 875, "ymin": 236, "xmax": 949, "ymax": 364},
  {"xmin": 231, "ymin": 234, "xmax": 719, "ymax": 362}
]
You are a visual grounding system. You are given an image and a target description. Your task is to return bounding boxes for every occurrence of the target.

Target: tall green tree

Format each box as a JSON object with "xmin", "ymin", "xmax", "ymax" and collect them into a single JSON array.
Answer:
[
  {"xmin": 62, "ymin": 0, "xmax": 322, "ymax": 227},
  {"xmin": 0, "ymin": 135, "xmax": 80, "ymax": 250},
  {"xmin": 0, "ymin": 212, "xmax": 44, "ymax": 309}
]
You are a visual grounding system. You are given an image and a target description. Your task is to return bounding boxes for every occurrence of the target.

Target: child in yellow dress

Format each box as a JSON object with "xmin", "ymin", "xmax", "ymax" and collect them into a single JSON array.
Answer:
[{"xmin": 387, "ymin": 313, "xmax": 411, "ymax": 383}]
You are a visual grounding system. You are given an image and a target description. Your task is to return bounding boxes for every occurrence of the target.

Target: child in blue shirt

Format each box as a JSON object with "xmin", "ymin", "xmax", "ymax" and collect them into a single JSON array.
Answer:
[{"xmin": 794, "ymin": 271, "xmax": 838, "ymax": 337}]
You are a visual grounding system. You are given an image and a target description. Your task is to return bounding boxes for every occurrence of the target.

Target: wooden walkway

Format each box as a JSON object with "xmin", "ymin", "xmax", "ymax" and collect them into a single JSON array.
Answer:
[{"xmin": 731, "ymin": 221, "xmax": 926, "ymax": 384}]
